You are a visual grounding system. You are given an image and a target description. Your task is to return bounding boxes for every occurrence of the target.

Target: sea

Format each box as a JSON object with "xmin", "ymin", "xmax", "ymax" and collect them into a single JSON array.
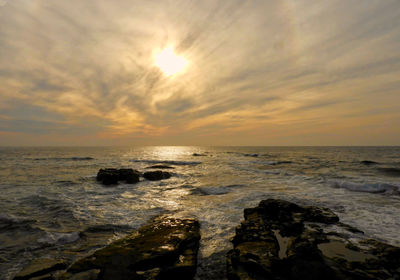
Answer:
[{"xmin": 0, "ymin": 146, "xmax": 399, "ymax": 279}]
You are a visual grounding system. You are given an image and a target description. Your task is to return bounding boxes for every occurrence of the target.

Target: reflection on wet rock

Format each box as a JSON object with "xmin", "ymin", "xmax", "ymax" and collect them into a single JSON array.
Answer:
[{"xmin": 61, "ymin": 216, "xmax": 200, "ymax": 280}]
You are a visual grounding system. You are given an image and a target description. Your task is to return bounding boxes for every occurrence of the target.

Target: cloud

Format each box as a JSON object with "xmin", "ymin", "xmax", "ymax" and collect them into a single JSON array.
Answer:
[{"xmin": 0, "ymin": 0, "xmax": 399, "ymax": 145}]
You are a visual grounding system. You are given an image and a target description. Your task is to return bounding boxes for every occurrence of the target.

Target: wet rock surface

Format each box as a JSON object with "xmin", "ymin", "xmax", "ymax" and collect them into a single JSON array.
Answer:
[
  {"xmin": 60, "ymin": 216, "xmax": 200, "ymax": 280},
  {"xmin": 227, "ymin": 199, "xmax": 400, "ymax": 280},
  {"xmin": 13, "ymin": 258, "xmax": 67, "ymax": 280}
]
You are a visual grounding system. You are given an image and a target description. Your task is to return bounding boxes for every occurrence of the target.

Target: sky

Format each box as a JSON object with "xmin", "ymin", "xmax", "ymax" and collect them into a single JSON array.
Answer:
[{"xmin": 0, "ymin": 0, "xmax": 399, "ymax": 146}]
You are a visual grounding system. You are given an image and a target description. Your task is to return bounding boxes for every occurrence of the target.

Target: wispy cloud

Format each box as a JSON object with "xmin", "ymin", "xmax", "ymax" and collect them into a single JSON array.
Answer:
[{"xmin": 0, "ymin": 0, "xmax": 399, "ymax": 145}]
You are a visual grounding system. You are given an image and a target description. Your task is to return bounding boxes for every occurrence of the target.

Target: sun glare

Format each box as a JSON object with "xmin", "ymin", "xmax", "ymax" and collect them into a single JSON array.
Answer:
[{"xmin": 154, "ymin": 47, "xmax": 188, "ymax": 76}]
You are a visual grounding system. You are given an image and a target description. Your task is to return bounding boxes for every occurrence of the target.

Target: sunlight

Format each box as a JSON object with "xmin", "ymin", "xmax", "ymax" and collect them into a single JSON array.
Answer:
[{"xmin": 154, "ymin": 47, "xmax": 188, "ymax": 76}]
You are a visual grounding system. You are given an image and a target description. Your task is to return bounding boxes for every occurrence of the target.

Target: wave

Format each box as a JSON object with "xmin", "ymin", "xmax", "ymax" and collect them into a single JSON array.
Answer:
[
  {"xmin": 264, "ymin": 169, "xmax": 282, "ymax": 175},
  {"xmin": 191, "ymin": 184, "xmax": 245, "ymax": 196},
  {"xmin": 130, "ymin": 159, "xmax": 201, "ymax": 166},
  {"xmin": 328, "ymin": 180, "xmax": 399, "ymax": 194},
  {"xmin": 252, "ymin": 160, "xmax": 293, "ymax": 165},
  {"xmin": 38, "ymin": 231, "xmax": 80, "ymax": 245},
  {"xmin": 20, "ymin": 195, "xmax": 78, "ymax": 221},
  {"xmin": 84, "ymin": 224, "xmax": 134, "ymax": 233},
  {"xmin": 33, "ymin": 157, "xmax": 94, "ymax": 161},
  {"xmin": 244, "ymin": 153, "xmax": 259, "ymax": 157},
  {"xmin": 0, "ymin": 213, "xmax": 36, "ymax": 230},
  {"xmin": 377, "ymin": 167, "xmax": 400, "ymax": 177}
]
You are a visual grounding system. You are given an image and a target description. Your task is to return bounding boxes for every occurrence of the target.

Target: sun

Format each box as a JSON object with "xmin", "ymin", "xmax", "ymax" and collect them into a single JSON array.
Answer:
[{"xmin": 154, "ymin": 47, "xmax": 188, "ymax": 76}]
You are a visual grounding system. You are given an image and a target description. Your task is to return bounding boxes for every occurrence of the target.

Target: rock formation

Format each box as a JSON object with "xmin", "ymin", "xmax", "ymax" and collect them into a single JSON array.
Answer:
[{"xmin": 227, "ymin": 199, "xmax": 400, "ymax": 280}]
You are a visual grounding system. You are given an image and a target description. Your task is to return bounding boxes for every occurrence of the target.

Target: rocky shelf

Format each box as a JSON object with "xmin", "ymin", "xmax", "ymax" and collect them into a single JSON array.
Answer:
[
  {"xmin": 13, "ymin": 199, "xmax": 400, "ymax": 280},
  {"xmin": 227, "ymin": 199, "xmax": 400, "ymax": 280}
]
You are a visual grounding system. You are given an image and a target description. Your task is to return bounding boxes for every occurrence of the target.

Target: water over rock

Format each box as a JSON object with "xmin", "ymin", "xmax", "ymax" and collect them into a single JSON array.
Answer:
[
  {"xmin": 227, "ymin": 199, "xmax": 400, "ymax": 280},
  {"xmin": 60, "ymin": 216, "xmax": 200, "ymax": 280}
]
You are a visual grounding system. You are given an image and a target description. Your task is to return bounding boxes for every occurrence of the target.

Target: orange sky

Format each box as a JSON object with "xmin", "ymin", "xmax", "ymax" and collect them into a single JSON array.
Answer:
[{"xmin": 0, "ymin": 0, "xmax": 399, "ymax": 145}]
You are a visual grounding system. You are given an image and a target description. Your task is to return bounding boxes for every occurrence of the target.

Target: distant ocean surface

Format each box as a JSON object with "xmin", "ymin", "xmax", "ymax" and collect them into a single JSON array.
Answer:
[{"xmin": 1, "ymin": 146, "xmax": 400, "ymax": 279}]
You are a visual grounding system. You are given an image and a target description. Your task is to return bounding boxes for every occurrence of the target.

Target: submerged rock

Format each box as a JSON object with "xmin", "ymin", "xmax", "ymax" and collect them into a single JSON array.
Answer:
[
  {"xmin": 192, "ymin": 153, "xmax": 206, "ymax": 157},
  {"xmin": 96, "ymin": 169, "xmax": 140, "ymax": 185},
  {"xmin": 227, "ymin": 198, "xmax": 400, "ymax": 280},
  {"xmin": 143, "ymin": 171, "xmax": 171, "ymax": 181},
  {"xmin": 360, "ymin": 160, "xmax": 379, "ymax": 165},
  {"xmin": 244, "ymin": 153, "xmax": 258, "ymax": 157},
  {"xmin": 145, "ymin": 165, "xmax": 175, "ymax": 169},
  {"xmin": 61, "ymin": 216, "xmax": 200, "ymax": 280},
  {"xmin": 13, "ymin": 258, "xmax": 67, "ymax": 280}
]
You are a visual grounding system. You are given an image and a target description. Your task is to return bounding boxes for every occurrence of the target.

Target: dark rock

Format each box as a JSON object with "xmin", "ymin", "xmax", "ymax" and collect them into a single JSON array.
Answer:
[
  {"xmin": 13, "ymin": 258, "xmax": 67, "ymax": 280},
  {"xmin": 96, "ymin": 169, "xmax": 119, "ymax": 185},
  {"xmin": 192, "ymin": 153, "xmax": 206, "ymax": 157},
  {"xmin": 96, "ymin": 168, "xmax": 140, "ymax": 185},
  {"xmin": 145, "ymin": 165, "xmax": 175, "ymax": 169},
  {"xmin": 143, "ymin": 171, "xmax": 171, "ymax": 181},
  {"xmin": 244, "ymin": 153, "xmax": 258, "ymax": 157},
  {"xmin": 119, "ymin": 169, "xmax": 141, "ymax": 184},
  {"xmin": 360, "ymin": 160, "xmax": 379, "ymax": 165},
  {"xmin": 62, "ymin": 269, "xmax": 100, "ymax": 280},
  {"xmin": 227, "ymin": 198, "xmax": 400, "ymax": 280},
  {"xmin": 62, "ymin": 216, "xmax": 200, "ymax": 280}
]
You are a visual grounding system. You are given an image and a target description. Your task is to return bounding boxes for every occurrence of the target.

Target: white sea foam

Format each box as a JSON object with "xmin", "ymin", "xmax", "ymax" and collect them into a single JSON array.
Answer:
[{"xmin": 328, "ymin": 180, "xmax": 399, "ymax": 194}]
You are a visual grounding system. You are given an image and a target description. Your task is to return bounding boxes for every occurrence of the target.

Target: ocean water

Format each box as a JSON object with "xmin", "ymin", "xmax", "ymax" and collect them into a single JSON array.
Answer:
[{"xmin": 0, "ymin": 146, "xmax": 399, "ymax": 279}]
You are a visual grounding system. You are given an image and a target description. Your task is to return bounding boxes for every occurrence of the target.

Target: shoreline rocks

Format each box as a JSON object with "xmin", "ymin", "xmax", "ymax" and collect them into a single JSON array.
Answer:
[
  {"xmin": 227, "ymin": 199, "xmax": 400, "ymax": 280},
  {"xmin": 96, "ymin": 168, "xmax": 172, "ymax": 185},
  {"xmin": 62, "ymin": 216, "xmax": 200, "ymax": 280},
  {"xmin": 14, "ymin": 259, "xmax": 67, "ymax": 280},
  {"xmin": 12, "ymin": 199, "xmax": 400, "ymax": 280}
]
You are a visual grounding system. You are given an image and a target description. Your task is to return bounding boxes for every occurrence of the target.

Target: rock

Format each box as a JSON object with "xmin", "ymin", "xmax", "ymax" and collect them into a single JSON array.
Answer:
[
  {"xmin": 192, "ymin": 153, "xmax": 206, "ymax": 157},
  {"xmin": 145, "ymin": 165, "xmax": 175, "ymax": 169},
  {"xmin": 96, "ymin": 169, "xmax": 119, "ymax": 185},
  {"xmin": 244, "ymin": 153, "xmax": 258, "ymax": 157},
  {"xmin": 360, "ymin": 160, "xmax": 379, "ymax": 165},
  {"xmin": 96, "ymin": 169, "xmax": 140, "ymax": 185},
  {"xmin": 62, "ymin": 216, "xmax": 200, "ymax": 280},
  {"xmin": 62, "ymin": 269, "xmax": 100, "ymax": 280},
  {"xmin": 119, "ymin": 169, "xmax": 141, "ymax": 184},
  {"xmin": 13, "ymin": 258, "xmax": 67, "ymax": 280},
  {"xmin": 227, "ymin": 198, "xmax": 400, "ymax": 280},
  {"xmin": 143, "ymin": 171, "xmax": 171, "ymax": 181},
  {"xmin": 30, "ymin": 274, "xmax": 53, "ymax": 280}
]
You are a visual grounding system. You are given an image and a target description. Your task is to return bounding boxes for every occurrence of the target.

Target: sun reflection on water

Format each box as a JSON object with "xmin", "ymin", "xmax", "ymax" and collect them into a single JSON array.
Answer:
[{"xmin": 147, "ymin": 146, "xmax": 194, "ymax": 160}]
